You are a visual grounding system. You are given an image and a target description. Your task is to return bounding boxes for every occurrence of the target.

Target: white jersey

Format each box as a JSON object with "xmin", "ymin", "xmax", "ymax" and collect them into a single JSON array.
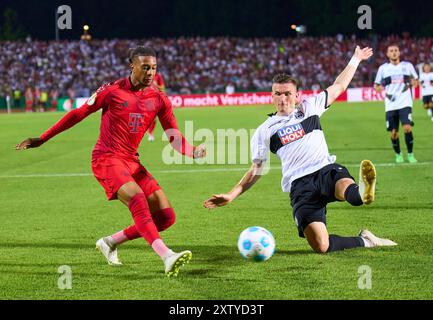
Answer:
[
  {"xmin": 419, "ymin": 72, "xmax": 433, "ymax": 96},
  {"xmin": 251, "ymin": 91, "xmax": 334, "ymax": 193},
  {"xmin": 374, "ymin": 61, "xmax": 418, "ymax": 112}
]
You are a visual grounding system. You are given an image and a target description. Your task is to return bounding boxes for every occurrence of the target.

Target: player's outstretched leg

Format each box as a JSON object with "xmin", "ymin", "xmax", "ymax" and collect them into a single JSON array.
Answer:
[
  {"xmin": 96, "ymin": 208, "xmax": 177, "ymax": 266},
  {"xmin": 95, "ymin": 238, "xmax": 123, "ymax": 266},
  {"xmin": 358, "ymin": 160, "xmax": 376, "ymax": 204},
  {"xmin": 359, "ymin": 229, "xmax": 397, "ymax": 247},
  {"xmin": 303, "ymin": 222, "xmax": 365, "ymax": 253},
  {"xmin": 117, "ymin": 183, "xmax": 192, "ymax": 277},
  {"xmin": 303, "ymin": 223, "xmax": 397, "ymax": 253},
  {"xmin": 95, "ymin": 227, "xmax": 140, "ymax": 266},
  {"xmin": 163, "ymin": 250, "xmax": 192, "ymax": 278}
]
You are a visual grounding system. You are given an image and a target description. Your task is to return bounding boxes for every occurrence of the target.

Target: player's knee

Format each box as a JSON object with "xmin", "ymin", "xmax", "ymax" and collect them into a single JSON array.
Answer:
[
  {"xmin": 390, "ymin": 131, "xmax": 399, "ymax": 139},
  {"xmin": 118, "ymin": 182, "xmax": 145, "ymax": 206},
  {"xmin": 311, "ymin": 238, "xmax": 330, "ymax": 254},
  {"xmin": 403, "ymin": 126, "xmax": 412, "ymax": 134}
]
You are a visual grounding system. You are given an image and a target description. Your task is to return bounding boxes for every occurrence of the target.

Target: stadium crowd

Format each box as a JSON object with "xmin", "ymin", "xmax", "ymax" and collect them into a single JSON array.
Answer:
[{"xmin": 1, "ymin": 35, "xmax": 432, "ymax": 108}]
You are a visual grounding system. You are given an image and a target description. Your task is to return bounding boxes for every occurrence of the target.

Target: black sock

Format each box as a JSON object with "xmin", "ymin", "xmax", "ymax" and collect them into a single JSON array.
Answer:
[
  {"xmin": 344, "ymin": 183, "xmax": 363, "ymax": 206},
  {"xmin": 327, "ymin": 234, "xmax": 365, "ymax": 252},
  {"xmin": 404, "ymin": 132, "xmax": 414, "ymax": 154},
  {"xmin": 391, "ymin": 138, "xmax": 401, "ymax": 154}
]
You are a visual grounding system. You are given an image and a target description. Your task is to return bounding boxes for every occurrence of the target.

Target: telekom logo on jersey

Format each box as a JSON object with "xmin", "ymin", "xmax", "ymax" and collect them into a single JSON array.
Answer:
[
  {"xmin": 277, "ymin": 124, "xmax": 305, "ymax": 145},
  {"xmin": 129, "ymin": 113, "xmax": 144, "ymax": 133}
]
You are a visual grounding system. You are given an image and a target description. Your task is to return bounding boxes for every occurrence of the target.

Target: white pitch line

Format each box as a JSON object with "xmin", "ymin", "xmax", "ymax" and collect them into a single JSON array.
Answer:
[{"xmin": 0, "ymin": 161, "xmax": 431, "ymax": 179}]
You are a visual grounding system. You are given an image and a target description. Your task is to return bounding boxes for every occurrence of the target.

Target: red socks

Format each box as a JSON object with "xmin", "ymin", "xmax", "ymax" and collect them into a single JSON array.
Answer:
[
  {"xmin": 127, "ymin": 193, "xmax": 160, "ymax": 245},
  {"xmin": 152, "ymin": 208, "xmax": 176, "ymax": 232},
  {"xmin": 124, "ymin": 207, "xmax": 176, "ymax": 240}
]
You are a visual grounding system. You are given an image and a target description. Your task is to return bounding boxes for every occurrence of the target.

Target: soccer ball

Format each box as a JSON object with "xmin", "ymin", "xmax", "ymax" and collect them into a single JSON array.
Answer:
[{"xmin": 237, "ymin": 226, "xmax": 275, "ymax": 261}]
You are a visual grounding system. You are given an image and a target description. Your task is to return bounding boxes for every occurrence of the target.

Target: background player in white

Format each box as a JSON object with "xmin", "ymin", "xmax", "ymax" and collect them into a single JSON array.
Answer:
[
  {"xmin": 374, "ymin": 44, "xmax": 419, "ymax": 164},
  {"xmin": 204, "ymin": 46, "xmax": 397, "ymax": 254},
  {"xmin": 419, "ymin": 62, "xmax": 433, "ymax": 120}
]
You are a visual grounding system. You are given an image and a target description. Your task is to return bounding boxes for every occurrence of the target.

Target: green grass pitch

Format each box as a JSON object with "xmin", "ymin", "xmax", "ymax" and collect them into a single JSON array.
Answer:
[{"xmin": 1, "ymin": 101, "xmax": 432, "ymax": 300}]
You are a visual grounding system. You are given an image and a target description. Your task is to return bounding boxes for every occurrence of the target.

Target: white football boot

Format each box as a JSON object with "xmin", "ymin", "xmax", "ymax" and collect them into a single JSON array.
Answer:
[
  {"xmin": 163, "ymin": 250, "xmax": 192, "ymax": 277},
  {"xmin": 95, "ymin": 238, "xmax": 123, "ymax": 266},
  {"xmin": 358, "ymin": 160, "xmax": 376, "ymax": 205},
  {"xmin": 359, "ymin": 229, "xmax": 397, "ymax": 247}
]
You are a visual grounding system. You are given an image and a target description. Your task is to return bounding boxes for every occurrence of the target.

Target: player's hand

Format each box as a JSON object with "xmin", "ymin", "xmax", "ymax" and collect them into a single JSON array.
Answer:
[
  {"xmin": 354, "ymin": 45, "xmax": 373, "ymax": 61},
  {"xmin": 203, "ymin": 194, "xmax": 233, "ymax": 209},
  {"xmin": 15, "ymin": 137, "xmax": 43, "ymax": 150},
  {"xmin": 374, "ymin": 84, "xmax": 383, "ymax": 93},
  {"xmin": 193, "ymin": 144, "xmax": 206, "ymax": 159}
]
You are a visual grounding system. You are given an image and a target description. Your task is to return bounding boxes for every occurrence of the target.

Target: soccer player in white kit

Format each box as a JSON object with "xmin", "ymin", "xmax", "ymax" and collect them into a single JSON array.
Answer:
[
  {"xmin": 419, "ymin": 63, "xmax": 433, "ymax": 120},
  {"xmin": 374, "ymin": 44, "xmax": 419, "ymax": 163},
  {"xmin": 204, "ymin": 46, "xmax": 397, "ymax": 254}
]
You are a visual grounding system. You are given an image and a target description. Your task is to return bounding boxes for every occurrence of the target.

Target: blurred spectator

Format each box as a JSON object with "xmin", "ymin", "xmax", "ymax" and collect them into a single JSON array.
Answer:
[
  {"xmin": 1, "ymin": 35, "xmax": 433, "ymax": 98},
  {"xmin": 40, "ymin": 88, "xmax": 49, "ymax": 112},
  {"xmin": 13, "ymin": 88, "xmax": 21, "ymax": 107},
  {"xmin": 225, "ymin": 82, "xmax": 235, "ymax": 94}
]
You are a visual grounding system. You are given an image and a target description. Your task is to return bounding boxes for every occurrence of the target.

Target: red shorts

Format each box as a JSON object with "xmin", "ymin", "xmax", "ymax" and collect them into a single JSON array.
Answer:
[{"xmin": 91, "ymin": 155, "xmax": 161, "ymax": 200}]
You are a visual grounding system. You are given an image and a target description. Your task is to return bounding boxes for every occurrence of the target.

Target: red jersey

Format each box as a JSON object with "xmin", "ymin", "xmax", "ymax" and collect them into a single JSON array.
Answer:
[{"xmin": 40, "ymin": 77, "xmax": 194, "ymax": 159}]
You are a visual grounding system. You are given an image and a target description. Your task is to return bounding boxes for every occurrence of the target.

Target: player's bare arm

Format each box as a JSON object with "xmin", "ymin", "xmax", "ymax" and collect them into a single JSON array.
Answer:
[
  {"xmin": 203, "ymin": 161, "xmax": 265, "ymax": 209},
  {"xmin": 374, "ymin": 84, "xmax": 383, "ymax": 92},
  {"xmin": 326, "ymin": 46, "xmax": 373, "ymax": 105}
]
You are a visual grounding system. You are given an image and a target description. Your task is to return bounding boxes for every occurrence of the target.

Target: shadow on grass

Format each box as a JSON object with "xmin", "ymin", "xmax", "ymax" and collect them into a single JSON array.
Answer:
[
  {"xmin": 0, "ymin": 242, "xmax": 317, "ymax": 280},
  {"xmin": 0, "ymin": 241, "xmax": 315, "ymax": 257},
  {"xmin": 363, "ymin": 205, "xmax": 433, "ymax": 210},
  {"xmin": 276, "ymin": 249, "xmax": 313, "ymax": 256},
  {"xmin": 0, "ymin": 242, "xmax": 91, "ymax": 249}
]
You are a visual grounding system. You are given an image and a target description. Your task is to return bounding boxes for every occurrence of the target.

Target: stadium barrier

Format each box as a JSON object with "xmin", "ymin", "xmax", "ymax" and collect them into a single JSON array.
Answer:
[
  {"xmin": 0, "ymin": 87, "xmax": 421, "ymax": 111},
  {"xmin": 72, "ymin": 87, "xmax": 419, "ymax": 109},
  {"xmin": 73, "ymin": 89, "xmax": 347, "ymax": 109},
  {"xmin": 347, "ymin": 87, "xmax": 420, "ymax": 102}
]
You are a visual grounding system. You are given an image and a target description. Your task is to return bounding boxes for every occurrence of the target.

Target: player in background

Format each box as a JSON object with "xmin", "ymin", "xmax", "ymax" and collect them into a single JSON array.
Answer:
[
  {"xmin": 24, "ymin": 86, "xmax": 34, "ymax": 112},
  {"xmin": 15, "ymin": 46, "xmax": 206, "ymax": 277},
  {"xmin": 419, "ymin": 63, "xmax": 433, "ymax": 120},
  {"xmin": 374, "ymin": 44, "xmax": 419, "ymax": 164},
  {"xmin": 204, "ymin": 46, "xmax": 397, "ymax": 254},
  {"xmin": 147, "ymin": 72, "xmax": 166, "ymax": 141},
  {"xmin": 50, "ymin": 88, "xmax": 59, "ymax": 112}
]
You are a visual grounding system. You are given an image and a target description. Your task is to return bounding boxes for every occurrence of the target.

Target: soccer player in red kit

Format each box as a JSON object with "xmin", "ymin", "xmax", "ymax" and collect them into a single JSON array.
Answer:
[
  {"xmin": 15, "ymin": 46, "xmax": 206, "ymax": 277},
  {"xmin": 147, "ymin": 72, "xmax": 166, "ymax": 141}
]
